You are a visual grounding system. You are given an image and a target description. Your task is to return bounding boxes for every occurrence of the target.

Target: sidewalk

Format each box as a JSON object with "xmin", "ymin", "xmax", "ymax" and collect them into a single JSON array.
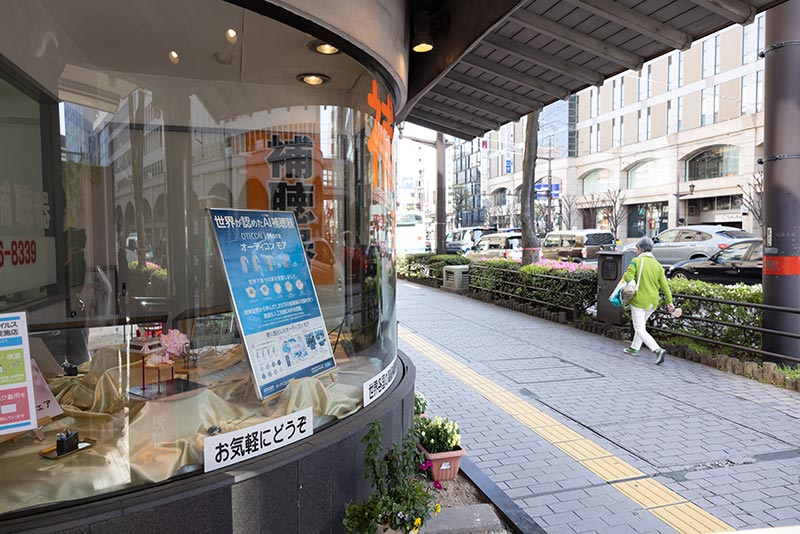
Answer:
[{"xmin": 398, "ymin": 280, "xmax": 800, "ymax": 534}]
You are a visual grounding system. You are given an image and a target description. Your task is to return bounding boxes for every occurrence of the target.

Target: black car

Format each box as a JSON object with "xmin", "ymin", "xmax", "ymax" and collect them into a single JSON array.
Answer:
[{"xmin": 668, "ymin": 239, "xmax": 762, "ymax": 285}]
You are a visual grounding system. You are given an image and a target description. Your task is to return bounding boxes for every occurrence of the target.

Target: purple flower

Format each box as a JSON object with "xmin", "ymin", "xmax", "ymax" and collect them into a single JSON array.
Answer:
[
  {"xmin": 419, "ymin": 460, "xmax": 433, "ymax": 471},
  {"xmin": 433, "ymin": 480, "xmax": 443, "ymax": 490}
]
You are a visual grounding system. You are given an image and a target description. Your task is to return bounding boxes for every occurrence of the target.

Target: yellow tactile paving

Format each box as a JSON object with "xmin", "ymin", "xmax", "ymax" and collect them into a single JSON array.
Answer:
[
  {"xmin": 531, "ymin": 424, "xmax": 584, "ymax": 443},
  {"xmin": 614, "ymin": 478, "xmax": 687, "ymax": 508},
  {"xmin": 650, "ymin": 502, "xmax": 733, "ymax": 533},
  {"xmin": 399, "ymin": 329, "xmax": 734, "ymax": 534},
  {"xmin": 579, "ymin": 456, "xmax": 646, "ymax": 482},
  {"xmin": 554, "ymin": 439, "xmax": 613, "ymax": 461},
  {"xmin": 515, "ymin": 411, "xmax": 562, "ymax": 429}
]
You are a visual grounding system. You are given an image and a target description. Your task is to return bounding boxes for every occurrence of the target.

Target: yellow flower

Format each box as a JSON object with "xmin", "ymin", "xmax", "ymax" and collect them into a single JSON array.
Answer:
[
  {"xmin": 434, "ymin": 503, "xmax": 441, "ymax": 515},
  {"xmin": 414, "ymin": 518, "xmax": 422, "ymax": 528}
]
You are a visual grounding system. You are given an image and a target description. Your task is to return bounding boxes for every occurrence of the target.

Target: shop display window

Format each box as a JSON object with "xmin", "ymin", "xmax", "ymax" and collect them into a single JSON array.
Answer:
[{"xmin": 0, "ymin": 0, "xmax": 397, "ymax": 515}]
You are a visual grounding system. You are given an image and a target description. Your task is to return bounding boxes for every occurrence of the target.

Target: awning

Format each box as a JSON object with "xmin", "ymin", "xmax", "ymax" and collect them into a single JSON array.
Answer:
[{"xmin": 400, "ymin": 0, "xmax": 783, "ymax": 139}]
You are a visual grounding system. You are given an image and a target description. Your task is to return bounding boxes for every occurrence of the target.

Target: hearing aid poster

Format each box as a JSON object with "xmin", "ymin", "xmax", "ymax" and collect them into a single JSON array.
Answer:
[
  {"xmin": 0, "ymin": 312, "xmax": 37, "ymax": 436},
  {"xmin": 209, "ymin": 209, "xmax": 335, "ymax": 399}
]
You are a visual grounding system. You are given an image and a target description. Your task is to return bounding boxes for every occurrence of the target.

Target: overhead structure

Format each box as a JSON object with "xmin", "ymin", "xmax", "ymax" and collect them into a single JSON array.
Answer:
[{"xmin": 401, "ymin": 0, "xmax": 782, "ymax": 139}]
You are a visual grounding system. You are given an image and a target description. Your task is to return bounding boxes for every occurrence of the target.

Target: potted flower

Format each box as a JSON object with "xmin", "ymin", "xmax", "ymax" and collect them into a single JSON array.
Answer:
[
  {"xmin": 414, "ymin": 416, "xmax": 465, "ymax": 482},
  {"xmin": 414, "ymin": 391, "xmax": 428, "ymax": 419},
  {"xmin": 344, "ymin": 420, "xmax": 440, "ymax": 534}
]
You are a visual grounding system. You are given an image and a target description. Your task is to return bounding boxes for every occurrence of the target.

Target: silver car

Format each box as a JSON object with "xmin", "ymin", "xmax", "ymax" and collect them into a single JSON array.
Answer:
[
  {"xmin": 464, "ymin": 232, "xmax": 522, "ymax": 262},
  {"xmin": 626, "ymin": 225, "xmax": 755, "ymax": 267}
]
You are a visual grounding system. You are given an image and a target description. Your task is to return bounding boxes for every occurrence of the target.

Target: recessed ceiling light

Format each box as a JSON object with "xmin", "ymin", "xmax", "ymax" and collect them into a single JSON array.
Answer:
[
  {"xmin": 307, "ymin": 40, "xmax": 339, "ymax": 55},
  {"xmin": 226, "ymin": 28, "xmax": 238, "ymax": 44},
  {"xmin": 297, "ymin": 73, "xmax": 330, "ymax": 86},
  {"xmin": 168, "ymin": 50, "xmax": 180, "ymax": 64}
]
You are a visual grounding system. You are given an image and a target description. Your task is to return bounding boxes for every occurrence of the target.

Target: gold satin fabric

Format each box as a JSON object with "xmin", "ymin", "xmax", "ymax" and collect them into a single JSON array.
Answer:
[{"xmin": 0, "ymin": 343, "xmax": 371, "ymax": 514}]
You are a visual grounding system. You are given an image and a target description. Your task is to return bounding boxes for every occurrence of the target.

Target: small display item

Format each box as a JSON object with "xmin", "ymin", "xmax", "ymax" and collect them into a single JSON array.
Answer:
[
  {"xmin": 39, "ymin": 429, "xmax": 95, "ymax": 460},
  {"xmin": 61, "ymin": 361, "xmax": 79, "ymax": 376},
  {"xmin": 129, "ymin": 337, "xmax": 164, "ymax": 359}
]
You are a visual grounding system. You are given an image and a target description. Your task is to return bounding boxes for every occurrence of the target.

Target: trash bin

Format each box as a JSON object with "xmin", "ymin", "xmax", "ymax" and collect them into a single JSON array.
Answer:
[{"xmin": 596, "ymin": 250, "xmax": 636, "ymax": 325}]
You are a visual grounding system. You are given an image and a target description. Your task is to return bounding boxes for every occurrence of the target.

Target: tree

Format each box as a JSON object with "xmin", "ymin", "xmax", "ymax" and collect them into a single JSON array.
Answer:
[
  {"xmin": 560, "ymin": 195, "xmax": 577, "ymax": 231},
  {"xmin": 601, "ymin": 189, "xmax": 627, "ymax": 239},
  {"xmin": 520, "ymin": 110, "xmax": 540, "ymax": 265},
  {"xmin": 450, "ymin": 184, "xmax": 469, "ymax": 228},
  {"xmin": 739, "ymin": 171, "xmax": 763, "ymax": 227},
  {"xmin": 580, "ymin": 193, "xmax": 606, "ymax": 229}
]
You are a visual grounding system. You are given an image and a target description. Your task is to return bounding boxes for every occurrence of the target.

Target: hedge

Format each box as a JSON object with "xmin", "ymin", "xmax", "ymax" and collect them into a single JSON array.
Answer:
[
  {"xmin": 397, "ymin": 253, "xmax": 470, "ymax": 284},
  {"xmin": 469, "ymin": 259, "xmax": 597, "ymax": 316},
  {"xmin": 653, "ymin": 279, "xmax": 763, "ymax": 354}
]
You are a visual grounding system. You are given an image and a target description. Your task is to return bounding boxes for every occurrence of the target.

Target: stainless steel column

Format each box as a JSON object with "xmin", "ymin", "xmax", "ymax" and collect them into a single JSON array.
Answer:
[{"xmin": 436, "ymin": 132, "xmax": 446, "ymax": 255}]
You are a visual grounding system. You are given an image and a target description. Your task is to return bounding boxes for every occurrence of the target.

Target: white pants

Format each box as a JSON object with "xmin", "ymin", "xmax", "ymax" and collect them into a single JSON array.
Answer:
[{"xmin": 631, "ymin": 305, "xmax": 661, "ymax": 352}]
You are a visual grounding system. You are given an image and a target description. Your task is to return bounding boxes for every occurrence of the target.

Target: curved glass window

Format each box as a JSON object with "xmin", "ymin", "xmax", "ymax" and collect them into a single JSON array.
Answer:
[
  {"xmin": 0, "ymin": 0, "xmax": 396, "ymax": 515},
  {"xmin": 686, "ymin": 146, "xmax": 739, "ymax": 181},
  {"xmin": 581, "ymin": 169, "xmax": 612, "ymax": 195},
  {"xmin": 627, "ymin": 159, "xmax": 670, "ymax": 189}
]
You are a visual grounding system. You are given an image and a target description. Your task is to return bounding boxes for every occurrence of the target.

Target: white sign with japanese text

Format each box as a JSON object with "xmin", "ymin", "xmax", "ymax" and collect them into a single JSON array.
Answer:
[
  {"xmin": 0, "ymin": 312, "xmax": 37, "ymax": 435},
  {"xmin": 363, "ymin": 356, "xmax": 398, "ymax": 407},
  {"xmin": 203, "ymin": 407, "xmax": 313, "ymax": 472}
]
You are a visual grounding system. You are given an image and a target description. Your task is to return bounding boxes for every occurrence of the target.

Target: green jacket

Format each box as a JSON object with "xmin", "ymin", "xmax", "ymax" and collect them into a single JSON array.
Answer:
[{"xmin": 622, "ymin": 252, "xmax": 673, "ymax": 309}]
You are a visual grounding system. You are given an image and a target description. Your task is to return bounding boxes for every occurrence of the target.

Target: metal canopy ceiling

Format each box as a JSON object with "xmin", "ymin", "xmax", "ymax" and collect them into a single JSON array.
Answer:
[{"xmin": 401, "ymin": 0, "xmax": 784, "ymax": 140}]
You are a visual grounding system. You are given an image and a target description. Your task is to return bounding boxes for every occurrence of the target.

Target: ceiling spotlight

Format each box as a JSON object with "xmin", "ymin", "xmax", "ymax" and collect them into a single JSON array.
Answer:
[
  {"xmin": 412, "ymin": 13, "xmax": 434, "ymax": 53},
  {"xmin": 307, "ymin": 40, "xmax": 339, "ymax": 55},
  {"xmin": 297, "ymin": 73, "xmax": 330, "ymax": 86},
  {"xmin": 226, "ymin": 28, "xmax": 238, "ymax": 44},
  {"xmin": 168, "ymin": 50, "xmax": 180, "ymax": 64}
]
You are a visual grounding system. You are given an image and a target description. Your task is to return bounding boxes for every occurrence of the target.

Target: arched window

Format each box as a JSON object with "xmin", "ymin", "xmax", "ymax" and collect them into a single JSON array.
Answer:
[
  {"xmin": 581, "ymin": 169, "xmax": 612, "ymax": 195},
  {"xmin": 492, "ymin": 187, "xmax": 507, "ymax": 207},
  {"xmin": 686, "ymin": 145, "xmax": 739, "ymax": 181},
  {"xmin": 627, "ymin": 159, "xmax": 669, "ymax": 189}
]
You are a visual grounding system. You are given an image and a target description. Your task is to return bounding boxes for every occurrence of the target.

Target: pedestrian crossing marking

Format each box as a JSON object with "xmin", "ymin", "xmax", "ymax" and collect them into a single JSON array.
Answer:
[
  {"xmin": 580, "ymin": 457, "xmax": 646, "ymax": 482},
  {"xmin": 649, "ymin": 502, "xmax": 733, "ymax": 533},
  {"xmin": 554, "ymin": 439, "xmax": 613, "ymax": 461},
  {"xmin": 399, "ymin": 327, "xmax": 734, "ymax": 534},
  {"xmin": 613, "ymin": 478, "xmax": 686, "ymax": 508}
]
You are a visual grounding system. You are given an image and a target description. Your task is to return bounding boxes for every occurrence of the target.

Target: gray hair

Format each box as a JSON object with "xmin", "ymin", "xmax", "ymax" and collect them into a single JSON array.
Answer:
[{"xmin": 636, "ymin": 236, "xmax": 654, "ymax": 252}]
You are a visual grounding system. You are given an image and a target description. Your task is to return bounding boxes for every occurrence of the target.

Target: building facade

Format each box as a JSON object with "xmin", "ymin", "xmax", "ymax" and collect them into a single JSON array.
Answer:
[{"xmin": 573, "ymin": 13, "xmax": 766, "ymax": 240}]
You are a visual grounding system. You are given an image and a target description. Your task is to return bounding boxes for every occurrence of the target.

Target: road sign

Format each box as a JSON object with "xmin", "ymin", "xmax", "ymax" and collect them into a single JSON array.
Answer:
[{"xmin": 505, "ymin": 160, "xmax": 512, "ymax": 173}]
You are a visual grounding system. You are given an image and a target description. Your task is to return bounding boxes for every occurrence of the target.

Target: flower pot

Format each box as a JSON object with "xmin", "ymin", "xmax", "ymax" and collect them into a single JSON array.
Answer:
[
  {"xmin": 374, "ymin": 524, "xmax": 402, "ymax": 534},
  {"xmin": 419, "ymin": 444, "xmax": 466, "ymax": 481}
]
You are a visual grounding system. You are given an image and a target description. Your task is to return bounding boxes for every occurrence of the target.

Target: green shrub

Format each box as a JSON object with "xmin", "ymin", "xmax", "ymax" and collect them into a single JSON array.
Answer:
[
  {"xmin": 398, "ymin": 253, "xmax": 469, "ymax": 283},
  {"xmin": 653, "ymin": 279, "xmax": 763, "ymax": 353},
  {"xmin": 469, "ymin": 260, "xmax": 597, "ymax": 316},
  {"xmin": 519, "ymin": 264, "xmax": 597, "ymax": 315}
]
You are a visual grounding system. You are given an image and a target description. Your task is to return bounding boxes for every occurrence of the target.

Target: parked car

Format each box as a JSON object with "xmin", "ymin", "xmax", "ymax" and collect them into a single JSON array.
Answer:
[
  {"xmin": 625, "ymin": 225, "xmax": 755, "ymax": 267},
  {"xmin": 464, "ymin": 232, "xmax": 522, "ymax": 262},
  {"xmin": 445, "ymin": 226, "xmax": 498, "ymax": 254},
  {"xmin": 540, "ymin": 229, "xmax": 616, "ymax": 262},
  {"xmin": 668, "ymin": 239, "xmax": 763, "ymax": 284}
]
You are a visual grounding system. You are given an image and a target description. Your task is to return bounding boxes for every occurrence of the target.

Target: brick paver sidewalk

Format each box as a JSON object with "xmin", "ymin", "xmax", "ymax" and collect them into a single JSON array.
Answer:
[{"xmin": 399, "ymin": 280, "xmax": 800, "ymax": 534}]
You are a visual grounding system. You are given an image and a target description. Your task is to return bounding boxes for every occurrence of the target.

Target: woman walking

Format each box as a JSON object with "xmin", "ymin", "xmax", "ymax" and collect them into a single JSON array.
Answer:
[{"xmin": 622, "ymin": 236, "xmax": 674, "ymax": 364}]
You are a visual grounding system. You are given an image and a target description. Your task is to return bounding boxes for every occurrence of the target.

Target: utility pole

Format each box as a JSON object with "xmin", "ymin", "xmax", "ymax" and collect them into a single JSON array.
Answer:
[{"xmin": 546, "ymin": 138, "xmax": 553, "ymax": 233}]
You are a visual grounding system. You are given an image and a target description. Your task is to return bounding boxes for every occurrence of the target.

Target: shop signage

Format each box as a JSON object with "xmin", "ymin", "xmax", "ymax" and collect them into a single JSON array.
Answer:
[
  {"xmin": 363, "ymin": 355, "xmax": 398, "ymax": 407},
  {"xmin": 715, "ymin": 213, "xmax": 742, "ymax": 223},
  {"xmin": 209, "ymin": 208, "xmax": 336, "ymax": 399},
  {"xmin": 0, "ymin": 312, "xmax": 37, "ymax": 436},
  {"xmin": 203, "ymin": 407, "xmax": 313, "ymax": 472}
]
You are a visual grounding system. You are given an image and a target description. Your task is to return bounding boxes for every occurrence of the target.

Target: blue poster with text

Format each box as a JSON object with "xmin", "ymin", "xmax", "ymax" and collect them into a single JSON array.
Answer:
[{"xmin": 209, "ymin": 209, "xmax": 336, "ymax": 399}]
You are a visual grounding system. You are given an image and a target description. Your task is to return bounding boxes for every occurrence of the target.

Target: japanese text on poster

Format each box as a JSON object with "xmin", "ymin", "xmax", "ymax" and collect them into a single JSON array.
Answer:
[
  {"xmin": 203, "ymin": 407, "xmax": 313, "ymax": 472},
  {"xmin": 0, "ymin": 312, "xmax": 37, "ymax": 435},
  {"xmin": 209, "ymin": 209, "xmax": 336, "ymax": 399}
]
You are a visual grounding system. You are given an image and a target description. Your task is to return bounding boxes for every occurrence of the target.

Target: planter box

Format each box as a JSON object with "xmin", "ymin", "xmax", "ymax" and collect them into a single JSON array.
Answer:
[{"xmin": 419, "ymin": 444, "xmax": 466, "ymax": 481}]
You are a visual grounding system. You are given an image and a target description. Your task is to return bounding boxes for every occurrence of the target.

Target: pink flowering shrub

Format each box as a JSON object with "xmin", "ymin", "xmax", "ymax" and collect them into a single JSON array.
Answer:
[{"xmin": 160, "ymin": 329, "xmax": 189, "ymax": 357}]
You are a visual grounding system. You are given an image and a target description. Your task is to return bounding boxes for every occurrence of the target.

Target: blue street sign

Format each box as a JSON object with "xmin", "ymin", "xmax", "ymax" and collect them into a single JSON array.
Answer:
[{"xmin": 505, "ymin": 160, "xmax": 512, "ymax": 173}]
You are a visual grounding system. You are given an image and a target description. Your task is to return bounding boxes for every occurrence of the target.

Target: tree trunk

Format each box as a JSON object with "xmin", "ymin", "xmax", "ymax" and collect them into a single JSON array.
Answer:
[{"xmin": 521, "ymin": 110, "xmax": 541, "ymax": 265}]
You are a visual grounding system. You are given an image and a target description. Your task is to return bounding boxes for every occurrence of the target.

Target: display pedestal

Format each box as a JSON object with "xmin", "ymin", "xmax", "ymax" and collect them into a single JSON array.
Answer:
[{"xmin": 128, "ymin": 378, "xmax": 205, "ymax": 401}]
